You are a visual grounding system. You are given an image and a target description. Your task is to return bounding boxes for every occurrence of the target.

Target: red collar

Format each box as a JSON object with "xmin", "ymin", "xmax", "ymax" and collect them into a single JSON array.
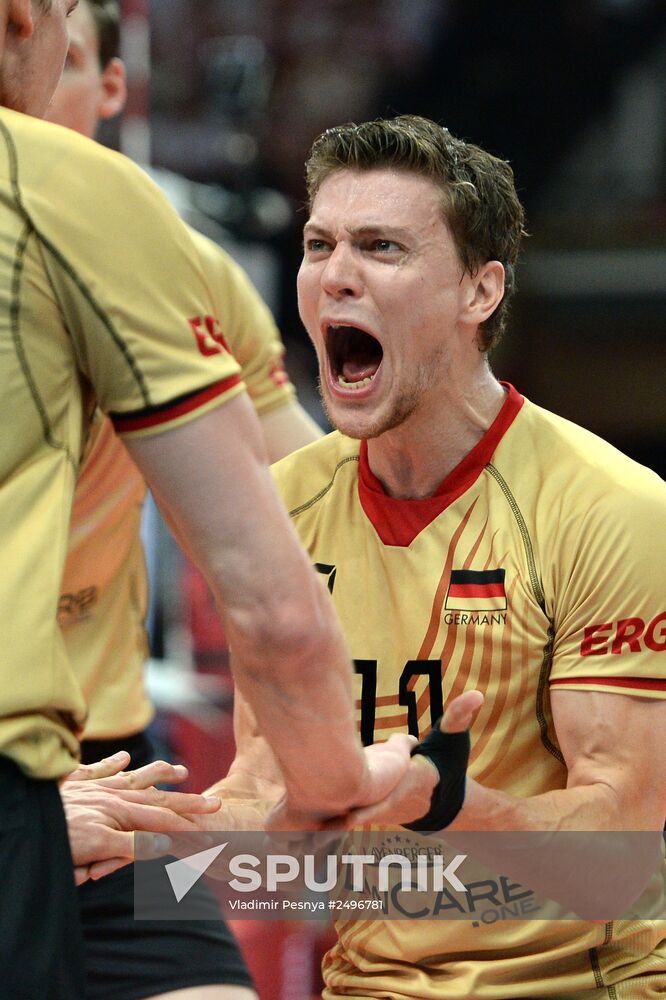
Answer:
[{"xmin": 358, "ymin": 382, "xmax": 524, "ymax": 546}]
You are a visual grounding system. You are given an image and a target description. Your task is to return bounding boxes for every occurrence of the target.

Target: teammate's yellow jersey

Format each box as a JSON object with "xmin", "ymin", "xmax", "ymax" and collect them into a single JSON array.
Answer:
[
  {"xmin": 0, "ymin": 109, "xmax": 243, "ymax": 780},
  {"xmin": 272, "ymin": 384, "xmax": 666, "ymax": 999},
  {"xmin": 59, "ymin": 228, "xmax": 295, "ymax": 740}
]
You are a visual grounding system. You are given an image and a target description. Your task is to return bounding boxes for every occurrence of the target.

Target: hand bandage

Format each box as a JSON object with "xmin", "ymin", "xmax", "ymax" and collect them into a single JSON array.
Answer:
[{"xmin": 404, "ymin": 722, "xmax": 470, "ymax": 832}]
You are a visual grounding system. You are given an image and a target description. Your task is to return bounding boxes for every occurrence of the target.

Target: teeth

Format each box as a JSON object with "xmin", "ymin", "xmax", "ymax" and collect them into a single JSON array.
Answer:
[{"xmin": 338, "ymin": 374, "xmax": 375, "ymax": 390}]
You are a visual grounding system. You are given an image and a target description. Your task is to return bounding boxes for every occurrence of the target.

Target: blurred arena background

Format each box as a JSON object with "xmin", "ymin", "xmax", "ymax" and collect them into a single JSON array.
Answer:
[{"xmin": 115, "ymin": 2, "xmax": 665, "ymax": 996}]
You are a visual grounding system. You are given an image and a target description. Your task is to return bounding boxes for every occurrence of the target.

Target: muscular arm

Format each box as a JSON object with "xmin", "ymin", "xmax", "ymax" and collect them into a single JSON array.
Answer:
[
  {"xmin": 351, "ymin": 690, "xmax": 666, "ymax": 916},
  {"xmin": 453, "ymin": 690, "xmax": 666, "ymax": 832},
  {"xmin": 125, "ymin": 394, "xmax": 406, "ymax": 818},
  {"xmin": 447, "ymin": 690, "xmax": 666, "ymax": 916}
]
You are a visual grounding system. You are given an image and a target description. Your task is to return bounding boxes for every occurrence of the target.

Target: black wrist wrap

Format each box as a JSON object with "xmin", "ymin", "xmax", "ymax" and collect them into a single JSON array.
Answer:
[{"xmin": 404, "ymin": 721, "xmax": 470, "ymax": 833}]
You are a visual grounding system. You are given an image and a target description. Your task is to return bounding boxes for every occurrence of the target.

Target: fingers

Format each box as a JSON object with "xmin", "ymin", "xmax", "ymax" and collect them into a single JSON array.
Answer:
[
  {"xmin": 360, "ymin": 731, "xmax": 416, "ymax": 808},
  {"xmin": 384, "ymin": 732, "xmax": 418, "ymax": 754},
  {"xmin": 322, "ymin": 730, "xmax": 430, "ymax": 820},
  {"xmin": 65, "ymin": 793, "xmax": 221, "ymax": 862},
  {"xmin": 105, "ymin": 799, "xmax": 220, "ymax": 835},
  {"xmin": 65, "ymin": 755, "xmax": 188, "ymax": 789},
  {"xmin": 341, "ymin": 693, "xmax": 483, "ymax": 830},
  {"xmin": 87, "ymin": 857, "xmax": 129, "ymax": 881},
  {"xmin": 441, "ymin": 690, "xmax": 484, "ymax": 733},
  {"xmin": 112, "ymin": 788, "xmax": 221, "ymax": 815},
  {"xmin": 76, "ymin": 830, "xmax": 175, "ymax": 884},
  {"xmin": 93, "ymin": 760, "xmax": 189, "ymax": 790},
  {"xmin": 65, "ymin": 751, "xmax": 131, "ymax": 783},
  {"xmin": 69, "ymin": 824, "xmax": 136, "ymax": 868},
  {"xmin": 349, "ymin": 756, "xmax": 438, "ymax": 828},
  {"xmin": 74, "ymin": 865, "xmax": 90, "ymax": 886},
  {"xmin": 63, "ymin": 782, "xmax": 221, "ymax": 840},
  {"xmin": 73, "ymin": 829, "xmax": 174, "ymax": 879}
]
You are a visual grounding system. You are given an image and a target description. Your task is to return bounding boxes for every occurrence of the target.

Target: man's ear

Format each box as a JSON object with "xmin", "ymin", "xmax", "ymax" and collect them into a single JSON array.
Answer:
[
  {"xmin": 98, "ymin": 57, "xmax": 127, "ymax": 120},
  {"xmin": 462, "ymin": 260, "xmax": 505, "ymax": 327},
  {"xmin": 8, "ymin": 0, "xmax": 35, "ymax": 39}
]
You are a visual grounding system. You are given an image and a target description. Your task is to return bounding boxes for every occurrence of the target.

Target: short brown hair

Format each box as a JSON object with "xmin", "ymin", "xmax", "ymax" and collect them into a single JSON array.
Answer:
[
  {"xmin": 305, "ymin": 115, "xmax": 527, "ymax": 351},
  {"xmin": 86, "ymin": 0, "xmax": 120, "ymax": 68}
]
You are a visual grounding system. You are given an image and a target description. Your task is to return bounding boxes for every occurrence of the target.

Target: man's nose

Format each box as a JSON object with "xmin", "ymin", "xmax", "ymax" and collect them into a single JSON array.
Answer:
[{"xmin": 321, "ymin": 243, "xmax": 363, "ymax": 298}]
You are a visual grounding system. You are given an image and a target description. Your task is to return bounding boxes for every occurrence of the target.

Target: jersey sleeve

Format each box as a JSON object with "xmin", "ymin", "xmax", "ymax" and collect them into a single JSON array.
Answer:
[
  {"xmin": 548, "ymin": 470, "xmax": 666, "ymax": 699},
  {"xmin": 25, "ymin": 128, "xmax": 244, "ymax": 437},
  {"xmin": 190, "ymin": 230, "xmax": 296, "ymax": 416}
]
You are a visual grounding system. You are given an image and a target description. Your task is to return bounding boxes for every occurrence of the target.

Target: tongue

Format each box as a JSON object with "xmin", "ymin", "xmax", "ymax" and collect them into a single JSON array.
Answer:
[{"xmin": 341, "ymin": 358, "xmax": 380, "ymax": 382}]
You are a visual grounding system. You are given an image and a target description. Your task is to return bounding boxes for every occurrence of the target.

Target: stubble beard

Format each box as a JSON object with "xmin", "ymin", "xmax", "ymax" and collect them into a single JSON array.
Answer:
[{"xmin": 317, "ymin": 358, "xmax": 438, "ymax": 441}]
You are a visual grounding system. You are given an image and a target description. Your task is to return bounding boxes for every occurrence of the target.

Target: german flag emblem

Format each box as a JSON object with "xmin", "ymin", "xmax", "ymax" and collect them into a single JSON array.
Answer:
[{"xmin": 445, "ymin": 569, "xmax": 507, "ymax": 612}]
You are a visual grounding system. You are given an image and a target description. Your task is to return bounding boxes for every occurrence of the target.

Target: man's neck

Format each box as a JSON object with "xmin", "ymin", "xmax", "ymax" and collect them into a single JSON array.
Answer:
[{"xmin": 366, "ymin": 372, "xmax": 506, "ymax": 500}]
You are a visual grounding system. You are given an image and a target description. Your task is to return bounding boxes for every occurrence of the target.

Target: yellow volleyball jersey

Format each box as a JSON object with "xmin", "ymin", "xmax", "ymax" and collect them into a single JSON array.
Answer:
[
  {"xmin": 61, "ymin": 229, "xmax": 296, "ymax": 740},
  {"xmin": 0, "ymin": 109, "xmax": 243, "ymax": 779},
  {"xmin": 272, "ymin": 384, "xmax": 666, "ymax": 998}
]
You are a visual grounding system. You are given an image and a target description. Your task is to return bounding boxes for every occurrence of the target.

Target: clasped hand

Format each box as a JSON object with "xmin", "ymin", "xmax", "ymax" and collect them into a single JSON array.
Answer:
[
  {"xmin": 60, "ymin": 751, "xmax": 221, "ymax": 885},
  {"xmin": 268, "ymin": 689, "xmax": 484, "ymax": 831}
]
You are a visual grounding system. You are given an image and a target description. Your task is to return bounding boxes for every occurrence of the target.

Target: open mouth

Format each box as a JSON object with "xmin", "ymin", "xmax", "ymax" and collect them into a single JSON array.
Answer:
[{"xmin": 326, "ymin": 325, "xmax": 383, "ymax": 390}]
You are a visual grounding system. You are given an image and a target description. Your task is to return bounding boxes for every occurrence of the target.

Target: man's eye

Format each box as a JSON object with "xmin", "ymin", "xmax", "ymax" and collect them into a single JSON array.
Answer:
[
  {"xmin": 306, "ymin": 239, "xmax": 330, "ymax": 253},
  {"xmin": 372, "ymin": 239, "xmax": 400, "ymax": 253}
]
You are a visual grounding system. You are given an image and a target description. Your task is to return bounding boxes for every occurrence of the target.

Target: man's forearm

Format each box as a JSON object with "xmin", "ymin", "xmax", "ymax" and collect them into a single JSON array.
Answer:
[
  {"xmin": 452, "ymin": 776, "xmax": 622, "ymax": 833},
  {"xmin": 126, "ymin": 396, "xmax": 369, "ymax": 817},
  {"xmin": 443, "ymin": 779, "xmax": 663, "ymax": 918},
  {"xmin": 442, "ymin": 688, "xmax": 666, "ymax": 918},
  {"xmin": 227, "ymin": 591, "xmax": 368, "ymax": 817}
]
